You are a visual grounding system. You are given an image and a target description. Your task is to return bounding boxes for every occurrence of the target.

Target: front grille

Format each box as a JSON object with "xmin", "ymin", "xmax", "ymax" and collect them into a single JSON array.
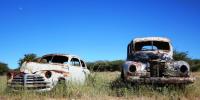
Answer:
[
  {"xmin": 150, "ymin": 61, "xmax": 166, "ymax": 77},
  {"xmin": 8, "ymin": 74, "xmax": 50, "ymax": 90}
]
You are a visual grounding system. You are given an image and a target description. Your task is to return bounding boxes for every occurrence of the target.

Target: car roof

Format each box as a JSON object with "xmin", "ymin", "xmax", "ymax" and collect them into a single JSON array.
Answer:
[
  {"xmin": 133, "ymin": 37, "xmax": 171, "ymax": 43},
  {"xmin": 42, "ymin": 53, "xmax": 81, "ymax": 59}
]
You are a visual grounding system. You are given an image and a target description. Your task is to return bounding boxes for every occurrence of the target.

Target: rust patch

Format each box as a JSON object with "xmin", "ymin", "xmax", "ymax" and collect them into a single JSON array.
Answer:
[
  {"xmin": 50, "ymin": 63, "xmax": 64, "ymax": 66},
  {"xmin": 42, "ymin": 70, "xmax": 70, "ymax": 77}
]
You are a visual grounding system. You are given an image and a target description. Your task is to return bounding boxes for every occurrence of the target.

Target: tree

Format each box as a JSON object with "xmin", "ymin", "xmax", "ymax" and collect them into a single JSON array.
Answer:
[
  {"xmin": 173, "ymin": 50, "xmax": 200, "ymax": 72},
  {"xmin": 18, "ymin": 53, "xmax": 37, "ymax": 66},
  {"xmin": 173, "ymin": 50, "xmax": 191, "ymax": 61},
  {"xmin": 0, "ymin": 62, "xmax": 9, "ymax": 75}
]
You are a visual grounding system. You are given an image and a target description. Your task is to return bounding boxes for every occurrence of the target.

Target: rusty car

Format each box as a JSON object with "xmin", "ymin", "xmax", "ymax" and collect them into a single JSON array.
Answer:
[
  {"xmin": 121, "ymin": 37, "xmax": 195, "ymax": 84},
  {"xmin": 7, "ymin": 54, "xmax": 90, "ymax": 91}
]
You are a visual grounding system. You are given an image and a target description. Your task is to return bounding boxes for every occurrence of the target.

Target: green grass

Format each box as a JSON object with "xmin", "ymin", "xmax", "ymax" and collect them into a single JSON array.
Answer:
[{"xmin": 0, "ymin": 72, "xmax": 200, "ymax": 100}]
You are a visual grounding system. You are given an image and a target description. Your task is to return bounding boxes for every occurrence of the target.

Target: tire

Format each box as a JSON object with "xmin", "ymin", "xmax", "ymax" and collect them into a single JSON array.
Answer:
[
  {"xmin": 58, "ymin": 78, "xmax": 66, "ymax": 85},
  {"xmin": 121, "ymin": 69, "xmax": 125, "ymax": 81}
]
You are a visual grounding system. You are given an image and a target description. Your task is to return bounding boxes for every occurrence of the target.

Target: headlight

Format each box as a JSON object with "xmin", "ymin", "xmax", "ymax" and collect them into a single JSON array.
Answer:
[
  {"xmin": 129, "ymin": 65, "xmax": 136, "ymax": 72},
  {"xmin": 180, "ymin": 65, "xmax": 188, "ymax": 73},
  {"xmin": 45, "ymin": 71, "xmax": 52, "ymax": 79}
]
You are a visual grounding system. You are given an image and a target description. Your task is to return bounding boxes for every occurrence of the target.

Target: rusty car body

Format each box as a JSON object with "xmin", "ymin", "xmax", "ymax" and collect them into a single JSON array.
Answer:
[
  {"xmin": 7, "ymin": 54, "xmax": 90, "ymax": 91},
  {"xmin": 121, "ymin": 37, "xmax": 195, "ymax": 84}
]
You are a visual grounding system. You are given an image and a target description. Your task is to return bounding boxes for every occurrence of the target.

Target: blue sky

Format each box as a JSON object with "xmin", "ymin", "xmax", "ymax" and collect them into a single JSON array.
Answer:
[{"xmin": 0, "ymin": 0, "xmax": 199, "ymax": 69}]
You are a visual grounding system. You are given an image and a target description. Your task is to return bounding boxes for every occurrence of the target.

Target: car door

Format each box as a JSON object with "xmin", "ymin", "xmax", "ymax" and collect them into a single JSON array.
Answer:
[
  {"xmin": 80, "ymin": 60, "xmax": 90, "ymax": 76},
  {"xmin": 68, "ymin": 57, "xmax": 85, "ymax": 84}
]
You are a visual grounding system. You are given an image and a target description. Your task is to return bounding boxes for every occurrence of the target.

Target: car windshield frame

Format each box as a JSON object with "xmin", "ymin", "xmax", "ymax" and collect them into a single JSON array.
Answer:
[
  {"xmin": 41, "ymin": 55, "xmax": 69, "ymax": 64},
  {"xmin": 134, "ymin": 41, "xmax": 170, "ymax": 52}
]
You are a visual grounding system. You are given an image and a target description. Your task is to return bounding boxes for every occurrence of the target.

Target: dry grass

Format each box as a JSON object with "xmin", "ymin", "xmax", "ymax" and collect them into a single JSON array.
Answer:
[{"xmin": 0, "ymin": 72, "xmax": 200, "ymax": 100}]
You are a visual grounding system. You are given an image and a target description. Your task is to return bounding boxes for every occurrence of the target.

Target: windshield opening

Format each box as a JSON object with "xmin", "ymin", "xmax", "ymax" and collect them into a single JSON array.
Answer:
[
  {"xmin": 41, "ymin": 55, "xmax": 68, "ymax": 64},
  {"xmin": 135, "ymin": 41, "xmax": 170, "ymax": 51}
]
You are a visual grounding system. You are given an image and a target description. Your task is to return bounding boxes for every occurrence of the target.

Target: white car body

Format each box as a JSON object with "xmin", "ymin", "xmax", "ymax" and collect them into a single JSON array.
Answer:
[{"xmin": 7, "ymin": 54, "xmax": 90, "ymax": 91}]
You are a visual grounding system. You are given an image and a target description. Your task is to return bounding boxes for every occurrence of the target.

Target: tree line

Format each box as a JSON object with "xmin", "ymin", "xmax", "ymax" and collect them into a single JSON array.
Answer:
[
  {"xmin": 0, "ymin": 51, "xmax": 200, "ymax": 75},
  {"xmin": 86, "ymin": 50, "xmax": 200, "ymax": 72}
]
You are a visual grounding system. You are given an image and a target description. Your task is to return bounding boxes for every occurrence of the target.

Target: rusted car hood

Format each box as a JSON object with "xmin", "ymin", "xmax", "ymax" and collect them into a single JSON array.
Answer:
[{"xmin": 20, "ymin": 62, "xmax": 68, "ymax": 74}]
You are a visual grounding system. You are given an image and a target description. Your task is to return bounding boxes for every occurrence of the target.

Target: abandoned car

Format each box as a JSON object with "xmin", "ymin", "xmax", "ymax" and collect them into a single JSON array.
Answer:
[
  {"xmin": 121, "ymin": 37, "xmax": 195, "ymax": 84},
  {"xmin": 7, "ymin": 54, "xmax": 90, "ymax": 91}
]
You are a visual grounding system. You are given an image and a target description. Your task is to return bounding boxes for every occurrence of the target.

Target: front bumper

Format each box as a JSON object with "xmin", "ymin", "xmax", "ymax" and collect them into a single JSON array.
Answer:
[
  {"xmin": 127, "ymin": 77, "xmax": 195, "ymax": 84},
  {"xmin": 7, "ymin": 73, "xmax": 51, "ymax": 91}
]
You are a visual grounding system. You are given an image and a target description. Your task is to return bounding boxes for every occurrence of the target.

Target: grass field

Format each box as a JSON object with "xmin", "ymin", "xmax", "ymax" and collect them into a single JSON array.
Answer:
[{"xmin": 0, "ymin": 72, "xmax": 200, "ymax": 100}]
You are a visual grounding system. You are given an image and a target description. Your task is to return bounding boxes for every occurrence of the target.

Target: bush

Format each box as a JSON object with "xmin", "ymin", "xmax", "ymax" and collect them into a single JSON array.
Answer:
[
  {"xmin": 0, "ymin": 62, "xmax": 9, "ymax": 75},
  {"xmin": 87, "ymin": 60, "xmax": 124, "ymax": 72},
  {"xmin": 173, "ymin": 50, "xmax": 191, "ymax": 61},
  {"xmin": 191, "ymin": 64, "xmax": 200, "ymax": 72}
]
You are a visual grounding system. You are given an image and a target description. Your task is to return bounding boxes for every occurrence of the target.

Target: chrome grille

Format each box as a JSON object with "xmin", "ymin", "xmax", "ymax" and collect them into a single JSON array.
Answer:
[{"xmin": 8, "ymin": 74, "xmax": 50, "ymax": 90}]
